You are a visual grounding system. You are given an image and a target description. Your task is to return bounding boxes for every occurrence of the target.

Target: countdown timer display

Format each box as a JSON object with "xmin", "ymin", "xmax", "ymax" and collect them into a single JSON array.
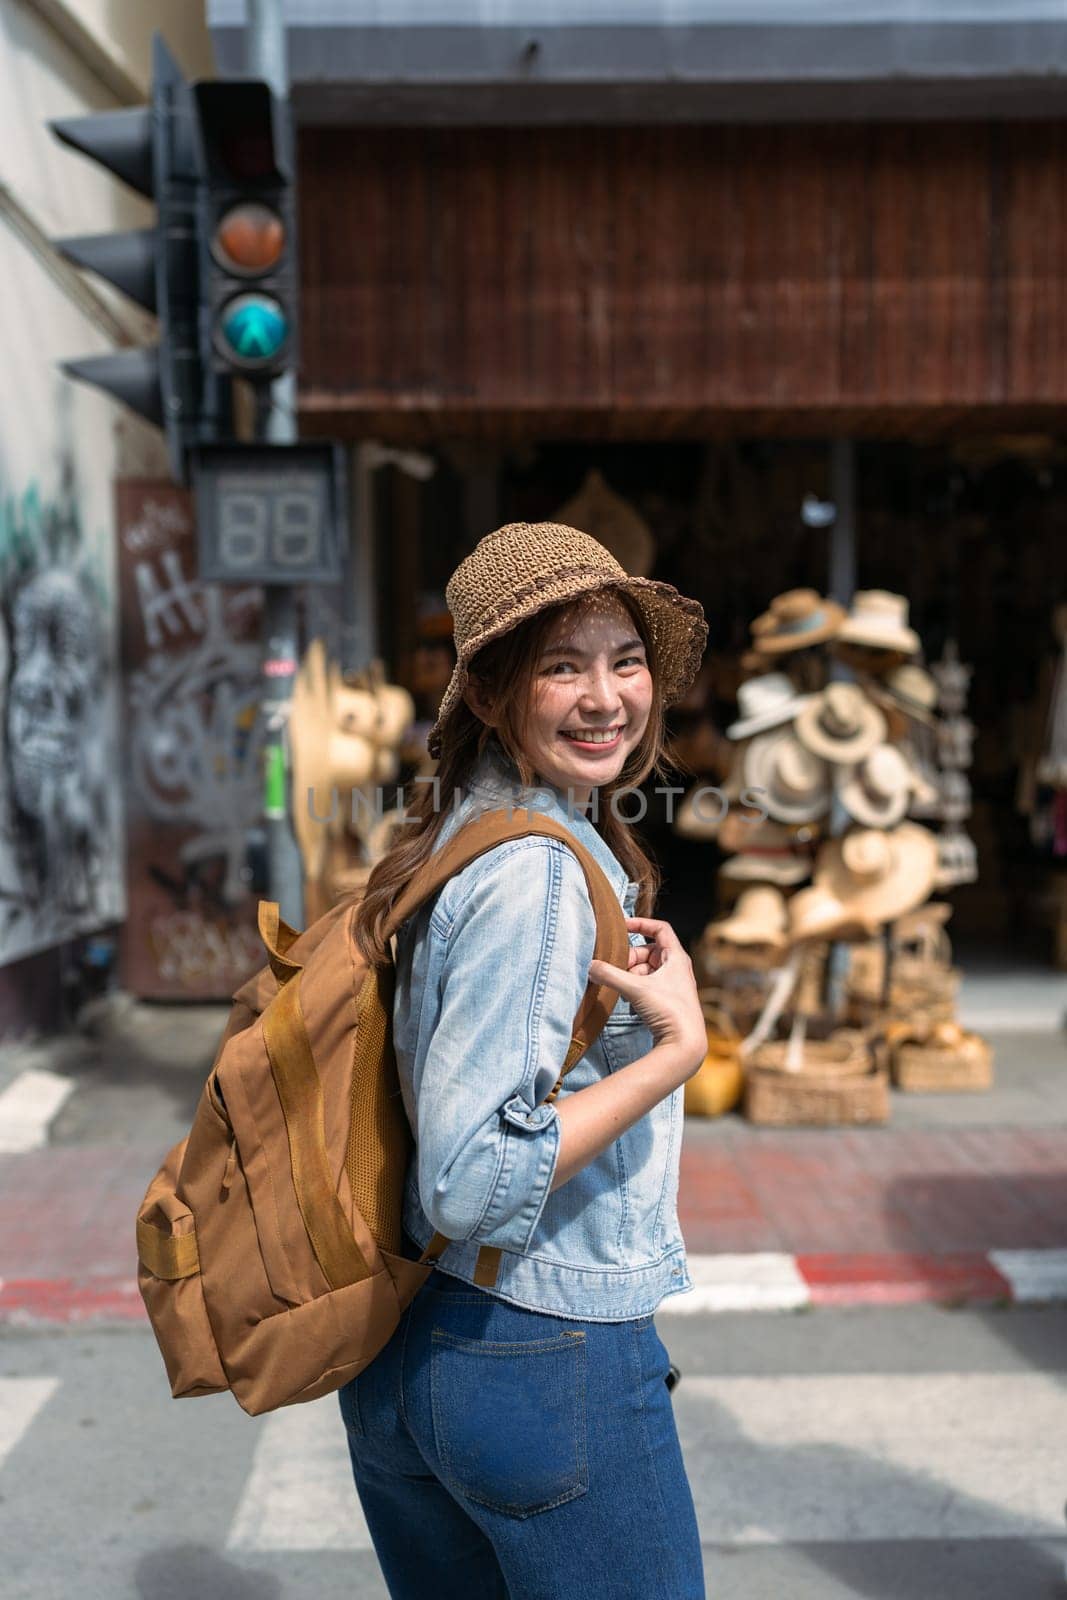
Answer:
[{"xmin": 192, "ymin": 442, "xmax": 345, "ymax": 585}]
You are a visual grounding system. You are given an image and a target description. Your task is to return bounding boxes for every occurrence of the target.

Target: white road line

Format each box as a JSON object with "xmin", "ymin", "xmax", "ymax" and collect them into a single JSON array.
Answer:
[
  {"xmin": 226, "ymin": 1371, "xmax": 1067, "ymax": 1553},
  {"xmin": 227, "ymin": 1396, "xmax": 374, "ymax": 1552},
  {"xmin": 990, "ymin": 1248, "xmax": 1067, "ymax": 1303},
  {"xmin": 0, "ymin": 1070, "xmax": 76, "ymax": 1153},
  {"xmin": 677, "ymin": 1373, "xmax": 1067, "ymax": 1544},
  {"xmin": 661, "ymin": 1253, "xmax": 811, "ymax": 1313},
  {"xmin": 0, "ymin": 1378, "xmax": 59, "ymax": 1471}
]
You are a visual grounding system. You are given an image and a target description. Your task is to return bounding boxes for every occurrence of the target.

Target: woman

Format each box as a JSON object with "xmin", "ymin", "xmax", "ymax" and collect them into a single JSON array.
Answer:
[{"xmin": 342, "ymin": 521, "xmax": 710, "ymax": 1599}]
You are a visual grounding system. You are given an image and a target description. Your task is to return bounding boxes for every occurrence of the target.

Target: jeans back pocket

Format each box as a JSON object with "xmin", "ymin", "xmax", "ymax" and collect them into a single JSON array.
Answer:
[{"xmin": 430, "ymin": 1328, "xmax": 588, "ymax": 1518}]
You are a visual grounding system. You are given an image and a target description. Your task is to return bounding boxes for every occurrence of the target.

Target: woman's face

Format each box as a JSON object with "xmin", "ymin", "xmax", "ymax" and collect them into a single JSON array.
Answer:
[{"xmin": 523, "ymin": 596, "xmax": 653, "ymax": 805}]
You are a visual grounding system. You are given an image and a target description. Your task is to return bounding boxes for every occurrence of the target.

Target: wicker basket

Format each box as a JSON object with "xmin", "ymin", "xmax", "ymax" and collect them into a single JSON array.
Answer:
[
  {"xmin": 890, "ymin": 1027, "xmax": 993, "ymax": 1092},
  {"xmin": 744, "ymin": 1035, "xmax": 889, "ymax": 1126}
]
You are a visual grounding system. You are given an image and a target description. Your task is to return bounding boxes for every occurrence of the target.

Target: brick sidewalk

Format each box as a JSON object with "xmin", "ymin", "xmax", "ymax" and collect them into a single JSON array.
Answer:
[{"xmin": 2, "ymin": 1121, "xmax": 1065, "ymax": 1321}]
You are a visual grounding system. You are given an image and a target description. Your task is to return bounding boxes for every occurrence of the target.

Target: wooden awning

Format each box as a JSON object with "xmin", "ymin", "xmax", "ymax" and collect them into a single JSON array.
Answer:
[{"xmin": 297, "ymin": 121, "xmax": 1067, "ymax": 442}]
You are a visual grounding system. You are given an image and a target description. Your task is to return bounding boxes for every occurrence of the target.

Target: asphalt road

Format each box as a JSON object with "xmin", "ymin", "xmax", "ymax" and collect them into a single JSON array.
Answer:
[{"xmin": 4, "ymin": 1303, "xmax": 1067, "ymax": 1600}]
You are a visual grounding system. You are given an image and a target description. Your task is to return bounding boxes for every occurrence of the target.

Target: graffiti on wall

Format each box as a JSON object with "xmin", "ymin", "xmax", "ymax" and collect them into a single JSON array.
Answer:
[
  {"xmin": 117, "ymin": 482, "xmax": 265, "ymax": 998},
  {"xmin": 0, "ymin": 464, "xmax": 123, "ymax": 965}
]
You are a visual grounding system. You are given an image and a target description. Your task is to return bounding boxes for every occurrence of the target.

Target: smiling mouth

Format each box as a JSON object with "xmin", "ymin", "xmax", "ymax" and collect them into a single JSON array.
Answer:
[{"xmin": 559, "ymin": 725, "xmax": 624, "ymax": 748}]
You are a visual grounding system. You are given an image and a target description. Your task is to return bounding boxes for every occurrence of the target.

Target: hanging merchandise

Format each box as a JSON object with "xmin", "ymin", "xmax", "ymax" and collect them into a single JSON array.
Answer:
[
  {"xmin": 794, "ymin": 682, "xmax": 887, "ymax": 765},
  {"xmin": 743, "ymin": 730, "xmax": 832, "ymax": 824},
  {"xmin": 716, "ymin": 813, "xmax": 817, "ymax": 887},
  {"xmin": 835, "ymin": 744, "xmax": 915, "ymax": 829},
  {"xmin": 811, "ymin": 823, "xmax": 939, "ymax": 928},
  {"xmin": 290, "ymin": 639, "xmax": 379, "ymax": 890},
  {"xmin": 787, "ymin": 883, "xmax": 881, "ymax": 943},
  {"xmin": 726, "ymin": 672, "xmax": 815, "ymax": 740},
  {"xmin": 835, "ymin": 590, "xmax": 921, "ymax": 657},
  {"xmin": 289, "ymin": 639, "xmax": 415, "ymax": 913},
  {"xmin": 704, "ymin": 886, "xmax": 789, "ymax": 953},
  {"xmin": 749, "ymin": 588, "xmax": 845, "ymax": 655},
  {"xmin": 684, "ymin": 589, "xmax": 991, "ymax": 1123},
  {"xmin": 555, "ymin": 469, "xmax": 655, "ymax": 578}
]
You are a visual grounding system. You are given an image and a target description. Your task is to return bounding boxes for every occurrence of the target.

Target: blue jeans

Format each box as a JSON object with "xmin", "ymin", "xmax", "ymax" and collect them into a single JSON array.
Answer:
[{"xmin": 337, "ymin": 1258, "xmax": 705, "ymax": 1599}]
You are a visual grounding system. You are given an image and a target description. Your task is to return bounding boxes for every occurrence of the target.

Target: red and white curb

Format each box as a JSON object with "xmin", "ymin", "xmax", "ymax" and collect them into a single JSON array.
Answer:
[
  {"xmin": 2, "ymin": 1250, "xmax": 1067, "ymax": 1325},
  {"xmin": 660, "ymin": 1249, "xmax": 1067, "ymax": 1313}
]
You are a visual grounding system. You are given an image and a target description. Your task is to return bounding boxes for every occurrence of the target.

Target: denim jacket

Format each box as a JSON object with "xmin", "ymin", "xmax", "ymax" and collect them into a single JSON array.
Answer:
[{"xmin": 392, "ymin": 738, "xmax": 692, "ymax": 1322}]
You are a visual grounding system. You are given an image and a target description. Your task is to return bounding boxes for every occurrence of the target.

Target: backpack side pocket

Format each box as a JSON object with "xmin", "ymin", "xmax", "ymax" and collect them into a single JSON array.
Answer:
[{"xmin": 136, "ymin": 1117, "xmax": 228, "ymax": 1399}]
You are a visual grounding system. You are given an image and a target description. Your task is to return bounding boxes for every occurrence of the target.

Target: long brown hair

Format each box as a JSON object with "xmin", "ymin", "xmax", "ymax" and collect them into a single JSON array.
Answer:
[{"xmin": 352, "ymin": 587, "xmax": 685, "ymax": 967}]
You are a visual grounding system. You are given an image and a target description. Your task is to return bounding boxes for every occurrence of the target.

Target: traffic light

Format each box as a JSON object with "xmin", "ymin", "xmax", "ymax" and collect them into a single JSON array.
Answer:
[
  {"xmin": 48, "ymin": 35, "xmax": 224, "ymax": 483},
  {"xmin": 193, "ymin": 79, "xmax": 297, "ymax": 382}
]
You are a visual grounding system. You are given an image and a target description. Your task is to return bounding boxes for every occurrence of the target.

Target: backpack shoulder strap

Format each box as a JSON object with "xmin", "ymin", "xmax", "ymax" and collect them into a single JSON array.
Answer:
[{"xmin": 383, "ymin": 806, "xmax": 631, "ymax": 1070}]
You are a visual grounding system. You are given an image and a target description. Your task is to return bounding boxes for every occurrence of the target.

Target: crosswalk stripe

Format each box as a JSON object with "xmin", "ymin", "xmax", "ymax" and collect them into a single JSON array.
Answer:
[
  {"xmin": 0, "ymin": 1378, "xmax": 60, "ymax": 1470},
  {"xmin": 222, "ymin": 1371, "xmax": 1067, "ymax": 1552},
  {"xmin": 226, "ymin": 1397, "xmax": 375, "ymax": 1552},
  {"xmin": 0, "ymin": 1070, "xmax": 75, "ymax": 1153},
  {"xmin": 678, "ymin": 1373, "xmax": 1067, "ymax": 1543}
]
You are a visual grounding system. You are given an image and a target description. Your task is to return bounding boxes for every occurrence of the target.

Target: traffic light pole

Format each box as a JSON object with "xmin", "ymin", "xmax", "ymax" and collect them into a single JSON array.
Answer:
[{"xmin": 247, "ymin": 0, "xmax": 304, "ymax": 928}]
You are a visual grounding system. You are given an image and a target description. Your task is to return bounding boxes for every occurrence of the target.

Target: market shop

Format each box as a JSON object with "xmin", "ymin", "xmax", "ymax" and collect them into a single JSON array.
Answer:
[{"xmin": 199, "ymin": 5, "xmax": 1067, "ymax": 1105}]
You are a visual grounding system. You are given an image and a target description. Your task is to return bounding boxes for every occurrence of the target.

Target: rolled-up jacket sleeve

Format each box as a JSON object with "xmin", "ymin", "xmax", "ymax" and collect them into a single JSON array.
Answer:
[{"xmin": 413, "ymin": 836, "xmax": 596, "ymax": 1252}]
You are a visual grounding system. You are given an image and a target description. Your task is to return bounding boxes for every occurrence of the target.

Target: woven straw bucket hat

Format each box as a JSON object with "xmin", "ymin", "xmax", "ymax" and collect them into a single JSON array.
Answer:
[{"xmin": 427, "ymin": 521, "xmax": 708, "ymax": 759}]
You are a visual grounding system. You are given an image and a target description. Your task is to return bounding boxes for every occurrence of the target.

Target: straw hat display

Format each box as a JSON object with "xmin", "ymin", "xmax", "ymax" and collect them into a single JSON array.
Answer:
[
  {"xmin": 750, "ymin": 588, "xmax": 845, "ymax": 654},
  {"xmin": 686, "ymin": 576, "xmax": 985, "ymax": 1122},
  {"xmin": 555, "ymin": 469, "xmax": 656, "ymax": 579},
  {"xmin": 706, "ymin": 887, "xmax": 789, "ymax": 951},
  {"xmin": 814, "ymin": 822, "xmax": 939, "ymax": 927},
  {"xmin": 726, "ymin": 672, "xmax": 814, "ymax": 740},
  {"xmin": 744, "ymin": 729, "xmax": 831, "ymax": 823},
  {"xmin": 795, "ymin": 682, "xmax": 887, "ymax": 764},
  {"xmin": 290, "ymin": 640, "xmax": 415, "ymax": 891},
  {"xmin": 290, "ymin": 639, "xmax": 379, "ymax": 885},
  {"xmin": 836, "ymin": 591, "xmax": 920, "ymax": 656}
]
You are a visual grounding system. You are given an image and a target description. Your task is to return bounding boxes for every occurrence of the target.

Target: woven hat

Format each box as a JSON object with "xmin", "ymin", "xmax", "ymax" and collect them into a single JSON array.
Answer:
[
  {"xmin": 720, "ymin": 851, "xmax": 811, "ymax": 887},
  {"xmin": 708, "ymin": 887, "xmax": 789, "ymax": 950},
  {"xmin": 789, "ymin": 883, "xmax": 879, "ymax": 942},
  {"xmin": 795, "ymin": 682, "xmax": 887, "ymax": 764},
  {"xmin": 726, "ymin": 672, "xmax": 814, "ymax": 741},
  {"xmin": 815, "ymin": 822, "xmax": 938, "ymax": 926},
  {"xmin": 427, "ymin": 522, "xmax": 707, "ymax": 759},
  {"xmin": 837, "ymin": 591, "xmax": 920, "ymax": 655},
  {"xmin": 836, "ymin": 743, "xmax": 913, "ymax": 829},
  {"xmin": 290, "ymin": 639, "xmax": 378, "ymax": 884},
  {"xmin": 750, "ymin": 588, "xmax": 845, "ymax": 654},
  {"xmin": 718, "ymin": 810, "xmax": 819, "ymax": 856},
  {"xmin": 744, "ymin": 729, "xmax": 831, "ymax": 824}
]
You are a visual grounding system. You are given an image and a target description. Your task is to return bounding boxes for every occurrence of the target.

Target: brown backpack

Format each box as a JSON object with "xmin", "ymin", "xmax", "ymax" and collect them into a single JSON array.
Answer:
[{"xmin": 136, "ymin": 807, "xmax": 629, "ymax": 1416}]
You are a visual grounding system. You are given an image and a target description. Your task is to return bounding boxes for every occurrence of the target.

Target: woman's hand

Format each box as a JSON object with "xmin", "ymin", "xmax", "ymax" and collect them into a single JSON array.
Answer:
[{"xmin": 588, "ymin": 916, "xmax": 708, "ymax": 1077}]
